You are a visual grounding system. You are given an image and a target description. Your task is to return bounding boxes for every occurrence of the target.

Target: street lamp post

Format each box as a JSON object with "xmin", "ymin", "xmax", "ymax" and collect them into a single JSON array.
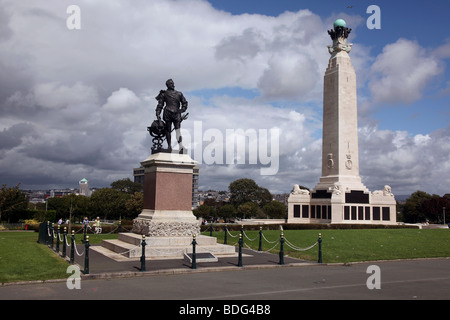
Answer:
[{"xmin": 443, "ymin": 207, "xmax": 446, "ymax": 226}]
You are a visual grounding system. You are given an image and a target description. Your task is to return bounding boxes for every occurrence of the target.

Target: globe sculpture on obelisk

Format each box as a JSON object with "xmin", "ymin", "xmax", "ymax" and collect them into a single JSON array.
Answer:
[{"xmin": 288, "ymin": 19, "xmax": 397, "ymax": 224}]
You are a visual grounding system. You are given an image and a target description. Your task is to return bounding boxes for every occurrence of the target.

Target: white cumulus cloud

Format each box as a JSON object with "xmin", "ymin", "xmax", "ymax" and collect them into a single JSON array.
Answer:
[{"xmin": 368, "ymin": 39, "xmax": 442, "ymax": 105}]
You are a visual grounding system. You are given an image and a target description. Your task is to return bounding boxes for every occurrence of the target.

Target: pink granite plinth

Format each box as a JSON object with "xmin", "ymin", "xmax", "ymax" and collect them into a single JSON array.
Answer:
[{"xmin": 132, "ymin": 152, "xmax": 200, "ymax": 236}]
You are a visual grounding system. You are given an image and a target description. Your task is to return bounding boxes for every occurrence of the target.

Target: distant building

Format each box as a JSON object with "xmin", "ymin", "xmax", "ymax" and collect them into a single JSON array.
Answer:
[
  {"xmin": 45, "ymin": 189, "xmax": 76, "ymax": 200},
  {"xmin": 79, "ymin": 178, "xmax": 91, "ymax": 197},
  {"xmin": 192, "ymin": 166, "xmax": 200, "ymax": 208},
  {"xmin": 133, "ymin": 167, "xmax": 145, "ymax": 184}
]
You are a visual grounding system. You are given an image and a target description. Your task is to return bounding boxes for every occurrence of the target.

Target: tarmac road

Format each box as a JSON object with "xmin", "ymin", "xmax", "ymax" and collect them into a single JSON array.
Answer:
[{"xmin": 1, "ymin": 258, "xmax": 450, "ymax": 302}]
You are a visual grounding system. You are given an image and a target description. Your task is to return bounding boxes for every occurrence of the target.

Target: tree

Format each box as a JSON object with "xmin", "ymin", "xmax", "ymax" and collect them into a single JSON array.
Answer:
[
  {"xmin": 420, "ymin": 197, "xmax": 450, "ymax": 223},
  {"xmin": 262, "ymin": 200, "xmax": 287, "ymax": 219},
  {"xmin": 47, "ymin": 197, "xmax": 68, "ymax": 218},
  {"xmin": 125, "ymin": 192, "xmax": 144, "ymax": 219},
  {"xmin": 0, "ymin": 184, "xmax": 28, "ymax": 223},
  {"xmin": 229, "ymin": 179, "xmax": 259, "ymax": 207},
  {"xmin": 47, "ymin": 194, "xmax": 91, "ymax": 223},
  {"xmin": 193, "ymin": 204, "xmax": 215, "ymax": 219},
  {"xmin": 237, "ymin": 201, "xmax": 259, "ymax": 219},
  {"xmin": 89, "ymin": 188, "xmax": 128, "ymax": 220},
  {"xmin": 401, "ymin": 190, "xmax": 432, "ymax": 223},
  {"xmin": 218, "ymin": 204, "xmax": 236, "ymax": 220},
  {"xmin": 257, "ymin": 187, "xmax": 272, "ymax": 208},
  {"xmin": 110, "ymin": 178, "xmax": 143, "ymax": 194},
  {"xmin": 71, "ymin": 195, "xmax": 91, "ymax": 222},
  {"xmin": 228, "ymin": 178, "xmax": 272, "ymax": 208}
]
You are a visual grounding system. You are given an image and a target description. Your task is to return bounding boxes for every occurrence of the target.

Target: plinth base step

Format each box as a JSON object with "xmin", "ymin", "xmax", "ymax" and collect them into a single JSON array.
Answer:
[
  {"xmin": 183, "ymin": 252, "xmax": 218, "ymax": 263},
  {"xmin": 96, "ymin": 232, "xmax": 236, "ymax": 261}
]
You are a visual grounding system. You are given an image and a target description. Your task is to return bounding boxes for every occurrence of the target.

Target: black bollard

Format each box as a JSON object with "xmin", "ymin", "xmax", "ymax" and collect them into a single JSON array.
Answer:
[
  {"xmin": 279, "ymin": 232, "xmax": 285, "ymax": 265},
  {"xmin": 70, "ymin": 230, "xmax": 75, "ymax": 264},
  {"xmin": 46, "ymin": 221, "xmax": 50, "ymax": 245},
  {"xmin": 50, "ymin": 223, "xmax": 54, "ymax": 250},
  {"xmin": 209, "ymin": 223, "xmax": 213, "ymax": 237},
  {"xmin": 238, "ymin": 233, "xmax": 243, "ymax": 267},
  {"xmin": 258, "ymin": 227, "xmax": 263, "ymax": 251},
  {"xmin": 62, "ymin": 227, "xmax": 67, "ymax": 257},
  {"xmin": 224, "ymin": 225, "xmax": 228, "ymax": 245},
  {"xmin": 84, "ymin": 235, "xmax": 90, "ymax": 274},
  {"xmin": 191, "ymin": 234, "xmax": 197, "ymax": 269},
  {"xmin": 318, "ymin": 233, "xmax": 323, "ymax": 264},
  {"xmin": 140, "ymin": 235, "xmax": 146, "ymax": 272},
  {"xmin": 56, "ymin": 225, "xmax": 60, "ymax": 253}
]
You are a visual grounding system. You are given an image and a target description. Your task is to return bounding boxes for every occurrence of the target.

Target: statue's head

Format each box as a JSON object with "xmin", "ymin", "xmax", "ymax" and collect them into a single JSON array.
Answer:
[{"xmin": 166, "ymin": 79, "xmax": 175, "ymax": 89}]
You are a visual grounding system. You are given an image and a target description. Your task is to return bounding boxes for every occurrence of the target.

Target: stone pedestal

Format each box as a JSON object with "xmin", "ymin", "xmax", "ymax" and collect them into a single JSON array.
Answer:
[
  {"xmin": 131, "ymin": 152, "xmax": 200, "ymax": 237},
  {"xmin": 96, "ymin": 151, "xmax": 236, "ymax": 260}
]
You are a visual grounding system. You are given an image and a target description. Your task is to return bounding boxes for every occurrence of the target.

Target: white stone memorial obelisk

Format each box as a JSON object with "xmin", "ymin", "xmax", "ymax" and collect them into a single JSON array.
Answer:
[
  {"xmin": 313, "ymin": 19, "xmax": 368, "ymax": 194},
  {"xmin": 288, "ymin": 19, "xmax": 396, "ymax": 225}
]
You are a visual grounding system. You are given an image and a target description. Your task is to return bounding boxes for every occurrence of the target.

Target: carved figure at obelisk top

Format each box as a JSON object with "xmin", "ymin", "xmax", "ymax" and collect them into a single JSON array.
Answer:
[{"xmin": 327, "ymin": 18, "xmax": 352, "ymax": 55}]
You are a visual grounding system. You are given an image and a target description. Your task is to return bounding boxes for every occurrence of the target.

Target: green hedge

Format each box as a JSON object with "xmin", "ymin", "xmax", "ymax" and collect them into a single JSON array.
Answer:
[
  {"xmin": 201, "ymin": 223, "xmax": 419, "ymax": 232},
  {"xmin": 27, "ymin": 223, "xmax": 133, "ymax": 234}
]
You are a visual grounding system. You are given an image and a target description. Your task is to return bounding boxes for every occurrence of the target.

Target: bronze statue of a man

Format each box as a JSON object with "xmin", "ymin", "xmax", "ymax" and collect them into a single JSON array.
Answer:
[{"xmin": 155, "ymin": 79, "xmax": 188, "ymax": 152}]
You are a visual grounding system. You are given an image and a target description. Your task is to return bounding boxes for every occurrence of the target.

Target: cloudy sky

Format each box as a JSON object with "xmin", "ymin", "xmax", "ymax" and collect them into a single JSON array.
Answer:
[{"xmin": 0, "ymin": 0, "xmax": 449, "ymax": 196}]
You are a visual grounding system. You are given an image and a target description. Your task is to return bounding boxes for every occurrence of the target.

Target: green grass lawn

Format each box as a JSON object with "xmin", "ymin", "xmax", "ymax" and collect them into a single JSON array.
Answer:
[
  {"xmin": 1, "ymin": 229, "xmax": 449, "ymax": 284},
  {"xmin": 0, "ymin": 232, "xmax": 69, "ymax": 283},
  {"xmin": 0, "ymin": 231, "xmax": 117, "ymax": 284},
  {"xmin": 205, "ymin": 228, "xmax": 450, "ymax": 263}
]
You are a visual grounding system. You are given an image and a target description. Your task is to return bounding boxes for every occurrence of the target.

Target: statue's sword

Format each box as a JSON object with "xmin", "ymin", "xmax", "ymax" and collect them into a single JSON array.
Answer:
[{"xmin": 170, "ymin": 112, "xmax": 189, "ymax": 133}]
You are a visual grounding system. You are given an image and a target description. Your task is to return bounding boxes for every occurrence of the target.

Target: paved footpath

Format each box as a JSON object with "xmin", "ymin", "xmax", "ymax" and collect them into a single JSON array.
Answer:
[{"xmin": 1, "ymin": 252, "xmax": 450, "ymax": 301}]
